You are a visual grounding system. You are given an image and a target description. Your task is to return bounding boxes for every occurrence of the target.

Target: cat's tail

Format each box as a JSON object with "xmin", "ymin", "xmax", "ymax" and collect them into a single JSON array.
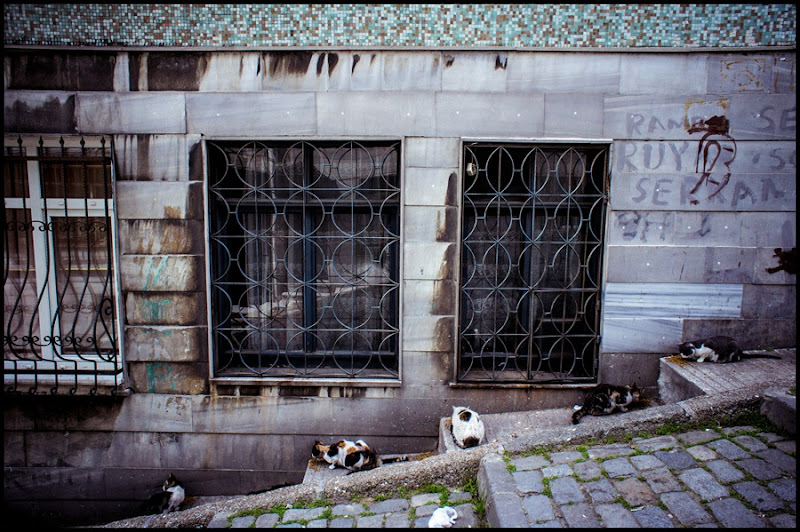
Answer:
[
  {"xmin": 571, "ymin": 408, "xmax": 585, "ymax": 425},
  {"xmin": 740, "ymin": 351, "xmax": 782, "ymax": 360}
]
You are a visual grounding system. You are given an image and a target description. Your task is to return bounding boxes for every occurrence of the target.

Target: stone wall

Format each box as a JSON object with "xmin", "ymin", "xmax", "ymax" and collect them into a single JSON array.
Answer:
[{"xmin": 3, "ymin": 48, "xmax": 796, "ymax": 525}]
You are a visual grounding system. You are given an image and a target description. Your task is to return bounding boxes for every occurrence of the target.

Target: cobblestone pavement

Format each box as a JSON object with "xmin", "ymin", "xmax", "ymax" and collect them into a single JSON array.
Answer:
[{"xmin": 204, "ymin": 424, "xmax": 795, "ymax": 528}]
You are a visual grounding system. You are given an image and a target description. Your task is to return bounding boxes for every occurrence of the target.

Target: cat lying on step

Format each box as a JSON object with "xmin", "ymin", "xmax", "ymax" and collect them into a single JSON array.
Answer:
[
  {"xmin": 572, "ymin": 383, "xmax": 641, "ymax": 424},
  {"xmin": 451, "ymin": 406, "xmax": 485, "ymax": 448},
  {"xmin": 311, "ymin": 439, "xmax": 380, "ymax": 472},
  {"xmin": 678, "ymin": 335, "xmax": 782, "ymax": 363},
  {"xmin": 141, "ymin": 473, "xmax": 185, "ymax": 515}
]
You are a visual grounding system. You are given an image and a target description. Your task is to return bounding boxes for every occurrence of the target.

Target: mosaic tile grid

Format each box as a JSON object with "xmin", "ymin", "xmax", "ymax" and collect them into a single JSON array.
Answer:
[{"xmin": 3, "ymin": 4, "xmax": 796, "ymax": 49}]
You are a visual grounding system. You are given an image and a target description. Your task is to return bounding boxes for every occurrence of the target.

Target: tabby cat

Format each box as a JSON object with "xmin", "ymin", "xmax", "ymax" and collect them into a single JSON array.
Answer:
[
  {"xmin": 678, "ymin": 335, "xmax": 782, "ymax": 363},
  {"xmin": 572, "ymin": 383, "xmax": 641, "ymax": 424},
  {"xmin": 451, "ymin": 406, "xmax": 485, "ymax": 448}
]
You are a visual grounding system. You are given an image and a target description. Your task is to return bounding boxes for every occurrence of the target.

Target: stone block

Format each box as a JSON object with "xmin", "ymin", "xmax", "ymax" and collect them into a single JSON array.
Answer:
[
  {"xmin": 402, "ymin": 315, "xmax": 453, "ymax": 352},
  {"xmin": 404, "ymin": 137, "xmax": 461, "ymax": 168},
  {"xmin": 508, "ymin": 52, "xmax": 621, "ymax": 94},
  {"xmin": 5, "ymin": 51, "xmax": 116, "ymax": 91},
  {"xmin": 124, "ymin": 292, "xmax": 206, "ymax": 325},
  {"xmin": 605, "ymin": 246, "xmax": 756, "ymax": 283},
  {"xmin": 404, "ymin": 168, "xmax": 458, "ymax": 206},
  {"xmin": 317, "ymin": 91, "xmax": 435, "ymax": 136},
  {"xmin": 114, "ymin": 134, "xmax": 201, "ymax": 181},
  {"xmin": 441, "ymin": 52, "xmax": 507, "ymax": 92},
  {"xmin": 120, "ymin": 255, "xmax": 204, "ymax": 292},
  {"xmin": 728, "ymin": 94, "xmax": 796, "ymax": 140},
  {"xmin": 124, "ymin": 326, "xmax": 207, "ymax": 362},
  {"xmin": 434, "ymin": 92, "xmax": 544, "ymax": 137},
  {"xmin": 403, "ymin": 242, "xmax": 456, "ymax": 280},
  {"xmin": 403, "ymin": 279, "xmax": 457, "ymax": 317},
  {"xmin": 604, "ymin": 282, "xmax": 742, "ymax": 319},
  {"xmin": 404, "ymin": 206, "xmax": 457, "ymax": 242},
  {"xmin": 543, "ymin": 93, "xmax": 605, "ymax": 137},
  {"xmin": 118, "ymin": 219, "xmax": 204, "ymax": 254},
  {"xmin": 77, "ymin": 93, "xmax": 186, "ymax": 134},
  {"xmin": 706, "ymin": 54, "xmax": 775, "ymax": 94},
  {"xmin": 382, "ymin": 52, "xmax": 443, "ymax": 91},
  {"xmin": 185, "ymin": 92, "xmax": 316, "ymax": 136},
  {"xmin": 116, "ymin": 181, "xmax": 203, "ymax": 220},
  {"xmin": 4, "ymin": 90, "xmax": 77, "ymax": 133},
  {"xmin": 603, "ymin": 95, "xmax": 728, "ymax": 140},
  {"xmin": 125, "ymin": 361, "xmax": 208, "ymax": 395},
  {"xmin": 199, "ymin": 52, "xmax": 261, "ymax": 91},
  {"xmin": 601, "ymin": 319, "xmax": 682, "ymax": 353},
  {"xmin": 620, "ymin": 54, "xmax": 707, "ymax": 95}
]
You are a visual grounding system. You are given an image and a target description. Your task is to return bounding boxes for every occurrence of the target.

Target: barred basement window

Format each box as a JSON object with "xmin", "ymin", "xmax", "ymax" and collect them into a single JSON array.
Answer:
[
  {"xmin": 207, "ymin": 140, "xmax": 400, "ymax": 379},
  {"xmin": 3, "ymin": 136, "xmax": 122, "ymax": 394},
  {"xmin": 459, "ymin": 143, "xmax": 609, "ymax": 384}
]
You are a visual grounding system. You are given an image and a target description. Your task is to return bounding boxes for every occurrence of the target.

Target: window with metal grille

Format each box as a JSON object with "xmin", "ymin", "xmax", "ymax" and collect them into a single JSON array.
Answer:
[
  {"xmin": 459, "ymin": 143, "xmax": 609, "ymax": 384},
  {"xmin": 207, "ymin": 140, "xmax": 400, "ymax": 380},
  {"xmin": 3, "ymin": 136, "xmax": 121, "ymax": 394}
]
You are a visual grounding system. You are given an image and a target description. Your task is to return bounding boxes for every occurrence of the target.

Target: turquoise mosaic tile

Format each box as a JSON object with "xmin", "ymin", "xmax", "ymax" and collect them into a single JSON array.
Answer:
[{"xmin": 3, "ymin": 4, "xmax": 796, "ymax": 49}]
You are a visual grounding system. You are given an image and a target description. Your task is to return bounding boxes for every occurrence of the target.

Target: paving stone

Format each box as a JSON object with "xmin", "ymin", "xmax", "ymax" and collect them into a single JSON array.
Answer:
[
  {"xmin": 705, "ymin": 459, "xmax": 745, "ymax": 483},
  {"xmin": 587, "ymin": 442, "xmax": 637, "ymax": 459},
  {"xmin": 549, "ymin": 476, "xmax": 585, "ymax": 504},
  {"xmin": 595, "ymin": 503, "xmax": 640, "ymax": 527},
  {"xmin": 768, "ymin": 477, "xmax": 797, "ymax": 502},
  {"xmin": 653, "ymin": 449, "xmax": 697, "ymax": 471},
  {"xmin": 573, "ymin": 459, "xmax": 603, "ymax": 480},
  {"xmin": 583, "ymin": 478, "xmax": 618, "ymax": 503},
  {"xmin": 707, "ymin": 497, "xmax": 767, "ymax": 528},
  {"xmin": 632, "ymin": 435, "xmax": 679, "ymax": 452},
  {"xmin": 522, "ymin": 493, "xmax": 556, "ymax": 522},
  {"xmin": 706, "ymin": 438, "xmax": 752, "ymax": 460},
  {"xmin": 282, "ymin": 507, "xmax": 326, "ymax": 522},
  {"xmin": 206, "ymin": 511, "xmax": 234, "ymax": 528},
  {"xmin": 721, "ymin": 425, "xmax": 758, "ymax": 436},
  {"xmin": 660, "ymin": 492, "xmax": 713, "ymax": 525},
  {"xmin": 756, "ymin": 447, "xmax": 797, "ymax": 474},
  {"xmin": 275, "ymin": 523, "xmax": 304, "ymax": 528},
  {"xmin": 541, "ymin": 463, "xmax": 574, "ymax": 478},
  {"xmin": 631, "ymin": 505, "xmax": 676, "ymax": 528},
  {"xmin": 356, "ymin": 513, "xmax": 385, "ymax": 528},
  {"xmin": 602, "ymin": 456, "xmax": 637, "ymax": 478},
  {"xmin": 684, "ymin": 444, "xmax": 717, "ymax": 461},
  {"xmin": 414, "ymin": 504, "xmax": 438, "ymax": 517},
  {"xmin": 305, "ymin": 518, "xmax": 328, "ymax": 528},
  {"xmin": 368, "ymin": 498, "xmax": 409, "ymax": 514},
  {"xmin": 630, "ymin": 454, "xmax": 665, "ymax": 471},
  {"xmin": 774, "ymin": 439, "xmax": 796, "ymax": 454},
  {"xmin": 530, "ymin": 520, "xmax": 563, "ymax": 528},
  {"xmin": 383, "ymin": 512, "xmax": 410, "ymax": 528},
  {"xmin": 560, "ymin": 502, "xmax": 601, "ymax": 528},
  {"xmin": 230, "ymin": 515, "xmax": 256, "ymax": 528},
  {"xmin": 513, "ymin": 469, "xmax": 544, "ymax": 493},
  {"xmin": 676, "ymin": 429, "xmax": 722, "ymax": 445},
  {"xmin": 642, "ymin": 467, "xmax": 682, "ymax": 494},
  {"xmin": 612, "ymin": 476, "xmax": 659, "ymax": 507},
  {"xmin": 758, "ymin": 432, "xmax": 784, "ymax": 443},
  {"xmin": 410, "ymin": 493, "xmax": 440, "ymax": 507},
  {"xmin": 331, "ymin": 502, "xmax": 364, "ymax": 516},
  {"xmin": 329, "ymin": 517, "xmax": 355, "ymax": 527},
  {"xmin": 732, "ymin": 481, "xmax": 785, "ymax": 511},
  {"xmin": 549, "ymin": 450, "xmax": 583, "ymax": 464},
  {"xmin": 451, "ymin": 503, "xmax": 479, "ymax": 528},
  {"xmin": 768, "ymin": 514, "xmax": 797, "ymax": 528},
  {"xmin": 448, "ymin": 491, "xmax": 473, "ymax": 504},
  {"xmin": 732, "ymin": 434, "xmax": 769, "ymax": 452},
  {"xmin": 511, "ymin": 454, "xmax": 549, "ymax": 470},
  {"xmin": 255, "ymin": 513, "xmax": 280, "ymax": 528},
  {"xmin": 735, "ymin": 458, "xmax": 783, "ymax": 481},
  {"xmin": 678, "ymin": 467, "xmax": 729, "ymax": 501}
]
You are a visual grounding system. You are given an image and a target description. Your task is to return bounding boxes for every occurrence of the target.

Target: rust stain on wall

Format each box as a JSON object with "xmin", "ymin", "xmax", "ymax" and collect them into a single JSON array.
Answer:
[{"xmin": 266, "ymin": 51, "xmax": 314, "ymax": 76}]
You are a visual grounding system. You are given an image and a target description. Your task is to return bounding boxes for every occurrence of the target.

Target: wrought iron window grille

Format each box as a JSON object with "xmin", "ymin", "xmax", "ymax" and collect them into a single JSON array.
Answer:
[
  {"xmin": 207, "ymin": 140, "xmax": 401, "ymax": 380},
  {"xmin": 3, "ymin": 136, "xmax": 122, "ymax": 395},
  {"xmin": 459, "ymin": 143, "xmax": 609, "ymax": 384}
]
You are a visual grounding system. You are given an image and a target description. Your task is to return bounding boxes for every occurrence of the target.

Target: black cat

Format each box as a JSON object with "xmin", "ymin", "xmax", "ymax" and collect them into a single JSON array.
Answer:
[
  {"xmin": 572, "ymin": 383, "xmax": 641, "ymax": 424},
  {"xmin": 678, "ymin": 335, "xmax": 782, "ymax": 363}
]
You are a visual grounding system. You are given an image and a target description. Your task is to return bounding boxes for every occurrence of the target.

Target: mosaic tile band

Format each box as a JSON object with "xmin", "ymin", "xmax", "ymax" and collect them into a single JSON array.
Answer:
[{"xmin": 3, "ymin": 3, "xmax": 797, "ymax": 49}]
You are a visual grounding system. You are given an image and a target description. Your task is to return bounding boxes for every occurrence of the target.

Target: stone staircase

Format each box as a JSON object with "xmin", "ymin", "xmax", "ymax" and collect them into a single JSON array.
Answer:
[{"xmin": 302, "ymin": 348, "xmax": 796, "ymax": 485}]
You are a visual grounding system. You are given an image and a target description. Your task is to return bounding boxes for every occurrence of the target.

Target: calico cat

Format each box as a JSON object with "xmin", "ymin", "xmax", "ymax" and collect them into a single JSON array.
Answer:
[
  {"xmin": 678, "ymin": 335, "xmax": 782, "ymax": 363},
  {"xmin": 141, "ymin": 473, "xmax": 185, "ymax": 515},
  {"xmin": 311, "ymin": 439, "xmax": 381, "ymax": 472},
  {"xmin": 572, "ymin": 383, "xmax": 641, "ymax": 424},
  {"xmin": 451, "ymin": 406, "xmax": 485, "ymax": 448}
]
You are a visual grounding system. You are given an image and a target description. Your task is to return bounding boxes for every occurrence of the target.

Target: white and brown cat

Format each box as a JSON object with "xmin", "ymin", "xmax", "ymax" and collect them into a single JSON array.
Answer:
[
  {"xmin": 678, "ymin": 335, "xmax": 782, "ymax": 363},
  {"xmin": 572, "ymin": 383, "xmax": 642, "ymax": 424},
  {"xmin": 451, "ymin": 406, "xmax": 485, "ymax": 448},
  {"xmin": 311, "ymin": 439, "xmax": 380, "ymax": 472}
]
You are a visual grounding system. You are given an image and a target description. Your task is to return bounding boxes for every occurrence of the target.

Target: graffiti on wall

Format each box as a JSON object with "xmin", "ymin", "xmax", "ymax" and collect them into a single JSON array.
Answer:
[{"xmin": 686, "ymin": 115, "xmax": 735, "ymax": 204}]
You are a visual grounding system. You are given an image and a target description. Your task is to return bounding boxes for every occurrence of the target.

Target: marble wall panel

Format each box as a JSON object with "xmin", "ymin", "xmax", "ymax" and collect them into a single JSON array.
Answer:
[
  {"xmin": 619, "ymin": 54, "xmax": 708, "ymax": 96},
  {"xmin": 185, "ymin": 92, "xmax": 316, "ymax": 136},
  {"xmin": 605, "ymin": 246, "xmax": 756, "ymax": 283},
  {"xmin": 124, "ymin": 326, "xmax": 207, "ymax": 362},
  {"xmin": 543, "ymin": 92, "xmax": 605, "ymax": 137},
  {"xmin": 111, "ymin": 394, "xmax": 194, "ymax": 433},
  {"xmin": 753, "ymin": 247, "xmax": 798, "ymax": 285},
  {"xmin": 603, "ymin": 95, "xmax": 729, "ymax": 140},
  {"xmin": 739, "ymin": 212, "xmax": 796, "ymax": 247},
  {"xmin": 404, "ymin": 206, "xmax": 456, "ymax": 242},
  {"xmin": 77, "ymin": 93, "xmax": 186, "ymax": 134},
  {"xmin": 316, "ymin": 91, "xmax": 435, "ymax": 136},
  {"xmin": 403, "ymin": 242, "xmax": 455, "ymax": 281},
  {"xmin": 741, "ymin": 284, "xmax": 797, "ymax": 320},
  {"xmin": 258, "ymin": 51, "xmax": 329, "ymax": 92},
  {"xmin": 120, "ymin": 255, "xmax": 203, "ymax": 292},
  {"xmin": 706, "ymin": 54, "xmax": 776, "ymax": 94},
  {"xmin": 198, "ymin": 52, "xmax": 261, "ymax": 91},
  {"xmin": 608, "ymin": 211, "xmax": 676, "ymax": 245},
  {"xmin": 771, "ymin": 52, "xmax": 797, "ymax": 94},
  {"xmin": 113, "ymin": 134, "xmax": 200, "ymax": 181},
  {"xmin": 728, "ymin": 94, "xmax": 796, "ymax": 140},
  {"xmin": 4, "ymin": 90, "xmax": 77, "ymax": 133},
  {"xmin": 382, "ymin": 52, "xmax": 442, "ymax": 91},
  {"xmin": 441, "ymin": 52, "xmax": 508, "ymax": 92},
  {"xmin": 507, "ymin": 52, "xmax": 621, "ymax": 94},
  {"xmin": 402, "ymin": 315, "xmax": 453, "ymax": 352},
  {"xmin": 404, "ymin": 137, "xmax": 461, "ymax": 168},
  {"xmin": 434, "ymin": 92, "xmax": 544, "ymax": 138},
  {"xmin": 403, "ymin": 280, "xmax": 456, "ymax": 317},
  {"xmin": 610, "ymin": 173, "xmax": 796, "ymax": 211},
  {"xmin": 603, "ymin": 282, "xmax": 742, "ymax": 318},
  {"xmin": 601, "ymin": 318, "xmax": 683, "ymax": 353},
  {"xmin": 404, "ymin": 167, "xmax": 458, "ymax": 206},
  {"xmin": 116, "ymin": 181, "xmax": 202, "ymax": 220}
]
